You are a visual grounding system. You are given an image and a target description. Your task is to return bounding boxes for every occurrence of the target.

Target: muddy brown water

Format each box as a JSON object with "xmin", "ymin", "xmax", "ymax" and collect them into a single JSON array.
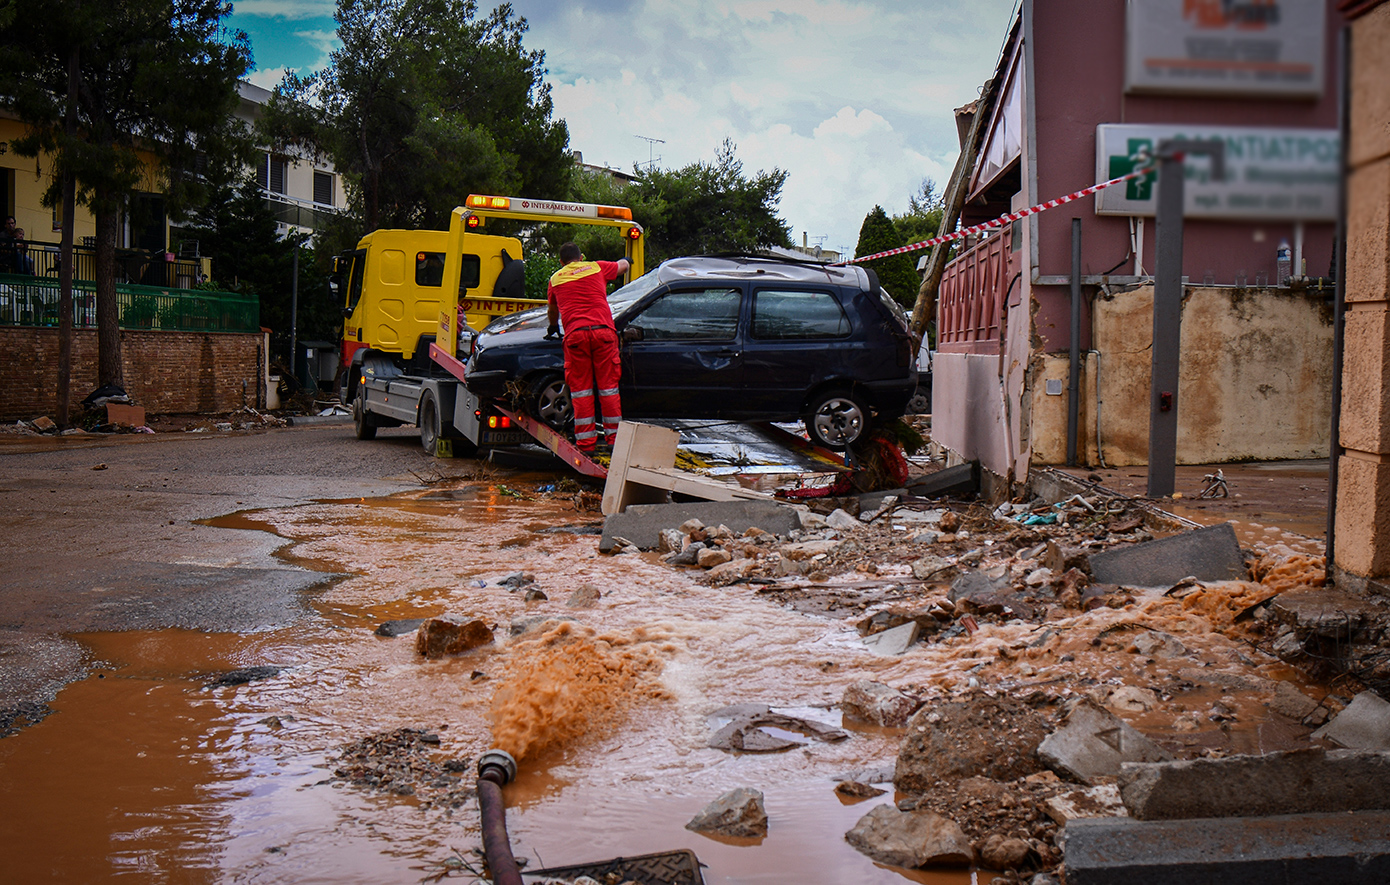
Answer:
[{"xmin": 0, "ymin": 484, "xmax": 982, "ymax": 884}]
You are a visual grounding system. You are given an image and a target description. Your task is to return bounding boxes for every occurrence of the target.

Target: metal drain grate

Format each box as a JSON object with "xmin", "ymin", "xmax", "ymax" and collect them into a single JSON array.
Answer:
[{"xmin": 524, "ymin": 848, "xmax": 705, "ymax": 885}]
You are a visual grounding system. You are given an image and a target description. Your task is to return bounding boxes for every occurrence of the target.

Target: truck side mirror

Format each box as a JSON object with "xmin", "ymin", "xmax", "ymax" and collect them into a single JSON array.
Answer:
[
  {"xmin": 340, "ymin": 306, "xmax": 354, "ymax": 318},
  {"xmin": 621, "ymin": 326, "xmax": 643, "ymax": 342}
]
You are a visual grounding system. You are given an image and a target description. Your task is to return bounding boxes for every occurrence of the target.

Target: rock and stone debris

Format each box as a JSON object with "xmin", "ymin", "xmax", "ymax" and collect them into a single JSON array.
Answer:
[{"xmin": 329, "ymin": 727, "xmax": 474, "ymax": 812}]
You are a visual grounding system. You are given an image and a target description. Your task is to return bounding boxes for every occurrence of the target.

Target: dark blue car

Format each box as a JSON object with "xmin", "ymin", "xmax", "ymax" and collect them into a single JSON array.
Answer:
[{"xmin": 464, "ymin": 255, "xmax": 918, "ymax": 448}]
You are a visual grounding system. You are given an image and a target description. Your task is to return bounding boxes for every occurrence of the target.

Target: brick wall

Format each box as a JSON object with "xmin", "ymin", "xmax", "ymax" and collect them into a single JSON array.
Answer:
[{"xmin": 0, "ymin": 327, "xmax": 265, "ymax": 421}]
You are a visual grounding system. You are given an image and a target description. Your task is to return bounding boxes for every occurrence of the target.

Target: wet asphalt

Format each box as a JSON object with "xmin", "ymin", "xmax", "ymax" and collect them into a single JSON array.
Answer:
[{"xmin": 0, "ymin": 421, "xmax": 447, "ymax": 718}]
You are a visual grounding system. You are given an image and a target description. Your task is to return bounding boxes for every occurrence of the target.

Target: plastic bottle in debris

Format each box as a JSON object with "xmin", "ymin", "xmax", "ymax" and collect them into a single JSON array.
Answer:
[{"xmin": 1276, "ymin": 240, "xmax": 1292, "ymax": 286}]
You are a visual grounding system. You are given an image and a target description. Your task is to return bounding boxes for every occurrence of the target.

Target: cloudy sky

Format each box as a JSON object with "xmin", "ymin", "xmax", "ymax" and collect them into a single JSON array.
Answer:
[{"xmin": 229, "ymin": 0, "xmax": 1019, "ymax": 256}]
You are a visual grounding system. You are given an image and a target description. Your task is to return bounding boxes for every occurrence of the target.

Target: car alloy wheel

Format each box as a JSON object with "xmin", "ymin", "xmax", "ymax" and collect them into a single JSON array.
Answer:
[{"xmin": 806, "ymin": 391, "xmax": 867, "ymax": 449}]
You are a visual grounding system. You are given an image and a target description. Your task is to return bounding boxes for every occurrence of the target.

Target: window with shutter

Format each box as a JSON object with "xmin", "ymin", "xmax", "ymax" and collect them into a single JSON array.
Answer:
[{"xmin": 313, "ymin": 171, "xmax": 333, "ymax": 205}]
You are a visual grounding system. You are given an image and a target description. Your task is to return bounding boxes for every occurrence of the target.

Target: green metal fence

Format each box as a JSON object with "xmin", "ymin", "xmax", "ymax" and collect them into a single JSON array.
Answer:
[{"xmin": 0, "ymin": 274, "xmax": 259, "ymax": 333}]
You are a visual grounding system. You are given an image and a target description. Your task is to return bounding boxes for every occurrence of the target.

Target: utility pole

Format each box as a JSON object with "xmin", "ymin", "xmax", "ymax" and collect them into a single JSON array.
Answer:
[
  {"xmin": 1146, "ymin": 139, "xmax": 1224, "ymax": 498},
  {"xmin": 290, "ymin": 240, "xmax": 300, "ymax": 387}
]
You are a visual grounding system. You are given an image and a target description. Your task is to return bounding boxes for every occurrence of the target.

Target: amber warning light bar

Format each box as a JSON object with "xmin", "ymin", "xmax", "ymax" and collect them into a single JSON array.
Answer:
[{"xmin": 465, "ymin": 194, "xmax": 633, "ymax": 221}]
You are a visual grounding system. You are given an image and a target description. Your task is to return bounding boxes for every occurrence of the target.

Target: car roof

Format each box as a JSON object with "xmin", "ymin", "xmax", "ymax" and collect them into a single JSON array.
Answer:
[{"xmin": 653, "ymin": 254, "xmax": 870, "ymax": 289}]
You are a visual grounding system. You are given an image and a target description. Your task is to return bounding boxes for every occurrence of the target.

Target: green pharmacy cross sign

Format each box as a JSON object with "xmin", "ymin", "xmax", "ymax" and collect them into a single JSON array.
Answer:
[{"xmin": 1094, "ymin": 124, "xmax": 1338, "ymax": 221}]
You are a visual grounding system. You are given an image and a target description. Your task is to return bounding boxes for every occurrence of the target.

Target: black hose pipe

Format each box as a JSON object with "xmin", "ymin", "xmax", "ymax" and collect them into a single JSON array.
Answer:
[{"xmin": 477, "ymin": 749, "xmax": 523, "ymax": 885}]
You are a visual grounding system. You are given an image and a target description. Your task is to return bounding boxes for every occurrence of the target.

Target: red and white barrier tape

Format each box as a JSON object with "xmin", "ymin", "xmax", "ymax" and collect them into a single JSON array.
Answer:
[{"xmin": 836, "ymin": 165, "xmax": 1156, "ymax": 266}]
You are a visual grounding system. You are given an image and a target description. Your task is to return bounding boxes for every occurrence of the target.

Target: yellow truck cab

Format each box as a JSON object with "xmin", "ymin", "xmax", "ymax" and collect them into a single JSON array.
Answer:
[{"xmin": 335, "ymin": 227, "xmax": 531, "ymax": 398}]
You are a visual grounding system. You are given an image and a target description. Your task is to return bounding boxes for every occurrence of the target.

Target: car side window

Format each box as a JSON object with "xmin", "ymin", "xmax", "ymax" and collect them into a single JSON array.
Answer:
[
  {"xmin": 632, "ymin": 288, "xmax": 740, "ymax": 340},
  {"xmin": 752, "ymin": 289, "xmax": 851, "ymax": 339}
]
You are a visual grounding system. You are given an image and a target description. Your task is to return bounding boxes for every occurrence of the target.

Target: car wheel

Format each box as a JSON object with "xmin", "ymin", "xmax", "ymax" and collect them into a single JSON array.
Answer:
[
  {"xmin": 353, "ymin": 390, "xmax": 377, "ymax": 441},
  {"xmin": 420, "ymin": 389, "xmax": 441, "ymax": 454},
  {"xmin": 805, "ymin": 389, "xmax": 869, "ymax": 449},
  {"xmin": 531, "ymin": 374, "xmax": 573, "ymax": 429}
]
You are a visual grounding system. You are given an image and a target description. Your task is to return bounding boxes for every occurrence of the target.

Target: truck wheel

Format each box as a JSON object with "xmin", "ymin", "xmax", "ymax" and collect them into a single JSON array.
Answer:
[
  {"xmin": 353, "ymin": 390, "xmax": 378, "ymax": 440},
  {"xmin": 420, "ymin": 389, "xmax": 442, "ymax": 454},
  {"xmin": 530, "ymin": 374, "xmax": 573, "ymax": 430},
  {"xmin": 804, "ymin": 389, "xmax": 869, "ymax": 449}
]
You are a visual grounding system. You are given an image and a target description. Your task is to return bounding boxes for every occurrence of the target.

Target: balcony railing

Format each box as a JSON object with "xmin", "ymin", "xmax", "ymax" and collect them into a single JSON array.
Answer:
[
  {"xmin": 0, "ymin": 273, "xmax": 258, "ymax": 333},
  {"xmin": 937, "ymin": 230, "xmax": 1017, "ymax": 354},
  {"xmin": 0, "ymin": 237, "xmax": 208, "ymax": 289}
]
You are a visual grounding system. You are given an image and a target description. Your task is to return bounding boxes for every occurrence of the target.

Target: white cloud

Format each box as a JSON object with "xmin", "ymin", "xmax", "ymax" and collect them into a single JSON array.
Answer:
[
  {"xmin": 246, "ymin": 66, "xmax": 292, "ymax": 90},
  {"xmin": 230, "ymin": 0, "xmax": 334, "ymax": 21},
  {"xmin": 517, "ymin": 0, "xmax": 1016, "ymax": 250}
]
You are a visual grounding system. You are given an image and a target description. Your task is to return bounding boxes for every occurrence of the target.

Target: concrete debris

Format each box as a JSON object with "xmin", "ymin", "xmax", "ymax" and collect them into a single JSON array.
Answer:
[
  {"xmin": 707, "ymin": 704, "xmax": 849, "ymax": 753},
  {"xmin": 1119, "ymin": 748, "xmax": 1390, "ymax": 820},
  {"xmin": 30, "ymin": 416, "xmax": 57, "ymax": 433},
  {"xmin": 1043, "ymin": 784, "xmax": 1127, "ymax": 825},
  {"xmin": 845, "ymin": 805, "xmax": 974, "ymax": 868},
  {"xmin": 599, "ymin": 500, "xmax": 800, "ymax": 552},
  {"xmin": 841, "ymin": 680, "xmax": 923, "ymax": 727},
  {"xmin": 1037, "ymin": 700, "xmax": 1173, "ymax": 784},
  {"xmin": 826, "ymin": 509, "xmax": 861, "ymax": 531},
  {"xmin": 685, "ymin": 787, "xmax": 768, "ymax": 838},
  {"xmin": 1312, "ymin": 691, "xmax": 1390, "ymax": 750},
  {"xmin": 862, "ymin": 620, "xmax": 920, "ymax": 656},
  {"xmin": 1268, "ymin": 681, "xmax": 1321, "ymax": 722},
  {"xmin": 1062, "ymin": 811, "xmax": 1390, "ymax": 885},
  {"xmin": 905, "ymin": 462, "xmax": 978, "ymax": 499},
  {"xmin": 979, "ymin": 833, "xmax": 1035, "ymax": 870},
  {"xmin": 416, "ymin": 616, "xmax": 494, "ymax": 658},
  {"xmin": 1087, "ymin": 523, "xmax": 1246, "ymax": 588},
  {"xmin": 895, "ymin": 696, "xmax": 1048, "ymax": 792},
  {"xmin": 697, "ymin": 546, "xmax": 733, "ymax": 568}
]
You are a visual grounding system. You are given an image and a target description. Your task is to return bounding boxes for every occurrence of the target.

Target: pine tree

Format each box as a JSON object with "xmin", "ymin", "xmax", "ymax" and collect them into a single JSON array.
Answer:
[{"xmin": 854, "ymin": 206, "xmax": 919, "ymax": 308}]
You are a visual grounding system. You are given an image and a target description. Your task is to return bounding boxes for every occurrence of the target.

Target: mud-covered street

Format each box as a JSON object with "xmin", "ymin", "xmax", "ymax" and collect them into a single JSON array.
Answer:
[{"xmin": 0, "ymin": 421, "xmax": 1382, "ymax": 884}]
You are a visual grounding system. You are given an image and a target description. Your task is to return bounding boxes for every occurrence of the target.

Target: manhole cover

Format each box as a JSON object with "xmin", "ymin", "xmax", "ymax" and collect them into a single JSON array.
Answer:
[{"xmin": 525, "ymin": 848, "xmax": 705, "ymax": 885}]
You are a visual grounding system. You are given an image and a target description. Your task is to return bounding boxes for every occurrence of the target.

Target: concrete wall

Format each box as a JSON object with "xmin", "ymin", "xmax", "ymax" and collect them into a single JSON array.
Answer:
[
  {"xmin": 1082, "ymin": 285, "xmax": 1334, "ymax": 466},
  {"xmin": 1028, "ymin": 353, "xmax": 1099, "ymax": 466},
  {"xmin": 931, "ymin": 352, "xmax": 1013, "ymax": 481},
  {"xmin": 1335, "ymin": 1, "xmax": 1390, "ymax": 584},
  {"xmin": 0, "ymin": 327, "xmax": 265, "ymax": 420}
]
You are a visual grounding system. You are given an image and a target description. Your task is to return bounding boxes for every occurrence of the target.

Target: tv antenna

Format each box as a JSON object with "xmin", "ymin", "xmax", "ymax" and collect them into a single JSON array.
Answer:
[{"xmin": 635, "ymin": 135, "xmax": 665, "ymax": 171}]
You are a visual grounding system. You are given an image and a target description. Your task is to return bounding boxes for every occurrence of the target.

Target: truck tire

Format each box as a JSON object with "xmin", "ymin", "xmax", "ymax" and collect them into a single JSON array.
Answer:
[
  {"xmin": 353, "ymin": 390, "xmax": 378, "ymax": 440},
  {"xmin": 420, "ymin": 389, "xmax": 442, "ymax": 454}
]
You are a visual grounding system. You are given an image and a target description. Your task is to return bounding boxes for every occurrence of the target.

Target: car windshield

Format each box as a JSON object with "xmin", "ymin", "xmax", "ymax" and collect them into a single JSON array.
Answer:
[{"xmin": 608, "ymin": 271, "xmax": 662, "ymax": 319}]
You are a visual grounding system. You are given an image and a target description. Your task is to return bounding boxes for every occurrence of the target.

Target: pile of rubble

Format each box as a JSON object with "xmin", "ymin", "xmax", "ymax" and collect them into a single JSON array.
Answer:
[
  {"xmin": 597, "ymin": 479, "xmax": 1390, "ymax": 882},
  {"xmin": 328, "ymin": 726, "xmax": 476, "ymax": 813}
]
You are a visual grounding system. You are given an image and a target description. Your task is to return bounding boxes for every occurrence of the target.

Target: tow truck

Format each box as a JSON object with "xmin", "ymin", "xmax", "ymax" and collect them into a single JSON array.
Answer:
[{"xmin": 346, "ymin": 194, "xmax": 645, "ymax": 472}]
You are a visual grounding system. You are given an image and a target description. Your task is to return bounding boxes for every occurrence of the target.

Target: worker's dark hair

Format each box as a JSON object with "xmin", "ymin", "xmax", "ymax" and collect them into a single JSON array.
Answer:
[{"xmin": 559, "ymin": 242, "xmax": 582, "ymax": 264}]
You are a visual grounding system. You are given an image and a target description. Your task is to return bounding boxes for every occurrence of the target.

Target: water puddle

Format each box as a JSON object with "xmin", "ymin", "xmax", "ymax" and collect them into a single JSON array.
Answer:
[{"xmin": 0, "ymin": 485, "xmax": 984, "ymax": 883}]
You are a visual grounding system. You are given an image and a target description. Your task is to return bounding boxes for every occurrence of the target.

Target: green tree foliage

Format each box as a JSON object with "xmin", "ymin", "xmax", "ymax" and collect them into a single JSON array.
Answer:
[
  {"xmin": 180, "ymin": 178, "xmax": 335, "ymax": 354},
  {"xmin": 894, "ymin": 178, "xmax": 945, "ymax": 247},
  {"xmin": 854, "ymin": 205, "xmax": 919, "ymax": 308},
  {"xmin": 2, "ymin": 0, "xmax": 253, "ymax": 386},
  {"xmin": 262, "ymin": 0, "xmax": 570, "ymax": 235}
]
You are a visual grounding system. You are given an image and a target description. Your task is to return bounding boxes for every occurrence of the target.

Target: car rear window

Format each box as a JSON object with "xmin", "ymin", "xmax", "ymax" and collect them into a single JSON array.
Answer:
[
  {"xmin": 631, "ymin": 288, "xmax": 740, "ymax": 340},
  {"xmin": 751, "ymin": 289, "xmax": 850, "ymax": 339}
]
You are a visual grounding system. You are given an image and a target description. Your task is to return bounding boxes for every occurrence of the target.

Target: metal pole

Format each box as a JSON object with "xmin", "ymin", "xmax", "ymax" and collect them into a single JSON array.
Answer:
[
  {"xmin": 1326, "ymin": 23, "xmax": 1351, "ymax": 579},
  {"xmin": 290, "ymin": 243, "xmax": 300, "ymax": 383},
  {"xmin": 1067, "ymin": 217, "xmax": 1081, "ymax": 466},
  {"xmin": 1146, "ymin": 139, "xmax": 1224, "ymax": 498}
]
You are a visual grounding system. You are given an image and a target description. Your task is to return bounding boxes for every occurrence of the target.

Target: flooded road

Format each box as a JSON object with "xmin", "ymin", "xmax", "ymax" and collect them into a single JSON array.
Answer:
[{"xmin": 0, "ymin": 481, "xmax": 976, "ymax": 884}]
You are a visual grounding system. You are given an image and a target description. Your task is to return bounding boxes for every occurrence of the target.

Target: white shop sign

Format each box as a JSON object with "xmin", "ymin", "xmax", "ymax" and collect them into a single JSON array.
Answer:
[
  {"xmin": 1095, "ymin": 123, "xmax": 1339, "ymax": 221},
  {"xmin": 1126, "ymin": 0, "xmax": 1325, "ymax": 98}
]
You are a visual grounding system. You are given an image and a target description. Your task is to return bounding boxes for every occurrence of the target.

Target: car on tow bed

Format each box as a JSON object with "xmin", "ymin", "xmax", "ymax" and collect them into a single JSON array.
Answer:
[{"xmin": 463, "ymin": 254, "xmax": 918, "ymax": 449}]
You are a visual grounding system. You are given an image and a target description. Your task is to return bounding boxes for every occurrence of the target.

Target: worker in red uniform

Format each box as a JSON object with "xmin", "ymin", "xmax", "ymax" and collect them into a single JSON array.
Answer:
[{"xmin": 546, "ymin": 242, "xmax": 630, "ymax": 452}]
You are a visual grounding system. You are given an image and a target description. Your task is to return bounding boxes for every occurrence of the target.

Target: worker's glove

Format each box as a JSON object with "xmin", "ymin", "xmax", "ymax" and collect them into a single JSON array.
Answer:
[{"xmin": 544, "ymin": 324, "xmax": 561, "ymax": 340}]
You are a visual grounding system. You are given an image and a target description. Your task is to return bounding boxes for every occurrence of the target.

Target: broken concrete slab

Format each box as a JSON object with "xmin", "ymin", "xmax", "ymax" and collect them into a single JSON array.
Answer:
[
  {"xmin": 1087, "ymin": 523, "xmax": 1245, "ymax": 588},
  {"xmin": 1268, "ymin": 681, "xmax": 1321, "ymax": 722},
  {"xmin": 707, "ymin": 706, "xmax": 849, "ymax": 753},
  {"xmin": 1062, "ymin": 811, "xmax": 1390, "ymax": 885},
  {"xmin": 841, "ymin": 680, "xmax": 922, "ymax": 728},
  {"xmin": 599, "ymin": 500, "xmax": 799, "ymax": 553},
  {"xmin": 1119, "ymin": 748, "xmax": 1390, "ymax": 820},
  {"xmin": 1044, "ymin": 784, "xmax": 1127, "ymax": 825},
  {"xmin": 1037, "ymin": 700, "xmax": 1173, "ymax": 784},
  {"xmin": 1312, "ymin": 691, "xmax": 1390, "ymax": 750},
  {"xmin": 861, "ymin": 621, "xmax": 919, "ymax": 656},
  {"xmin": 686, "ymin": 787, "xmax": 768, "ymax": 838},
  {"xmin": 1272, "ymin": 588, "xmax": 1389, "ymax": 641},
  {"xmin": 905, "ymin": 462, "xmax": 978, "ymax": 499}
]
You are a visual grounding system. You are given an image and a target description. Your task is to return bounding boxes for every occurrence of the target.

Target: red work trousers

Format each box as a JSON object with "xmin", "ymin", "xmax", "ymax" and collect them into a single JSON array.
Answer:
[{"xmin": 563, "ymin": 326, "xmax": 622, "ymax": 449}]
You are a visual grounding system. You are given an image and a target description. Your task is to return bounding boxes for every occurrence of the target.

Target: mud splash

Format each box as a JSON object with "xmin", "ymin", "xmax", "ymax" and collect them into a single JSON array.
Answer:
[{"xmin": 489, "ymin": 622, "xmax": 675, "ymax": 761}]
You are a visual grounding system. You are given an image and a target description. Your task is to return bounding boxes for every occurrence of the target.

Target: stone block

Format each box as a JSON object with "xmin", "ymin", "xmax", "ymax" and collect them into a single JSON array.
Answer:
[
  {"xmin": 1119, "ymin": 748, "xmax": 1390, "ymax": 820},
  {"xmin": 1313, "ymin": 691, "xmax": 1390, "ymax": 750},
  {"xmin": 1062, "ymin": 811, "xmax": 1390, "ymax": 885},
  {"xmin": 599, "ymin": 500, "xmax": 799, "ymax": 552},
  {"xmin": 1038, "ymin": 700, "xmax": 1172, "ymax": 784},
  {"xmin": 1087, "ymin": 523, "xmax": 1245, "ymax": 588},
  {"xmin": 415, "ymin": 615, "xmax": 493, "ymax": 658},
  {"xmin": 842, "ymin": 680, "xmax": 922, "ymax": 728},
  {"xmin": 1333, "ymin": 455, "xmax": 1390, "ymax": 576},
  {"xmin": 686, "ymin": 787, "xmax": 767, "ymax": 838},
  {"xmin": 1346, "ymin": 162, "xmax": 1390, "ymax": 303},
  {"xmin": 845, "ymin": 806, "xmax": 974, "ymax": 868},
  {"xmin": 1350, "ymin": 6, "xmax": 1390, "ymax": 169},
  {"xmin": 1339, "ymin": 307, "xmax": 1390, "ymax": 451},
  {"xmin": 906, "ymin": 462, "xmax": 978, "ymax": 499}
]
